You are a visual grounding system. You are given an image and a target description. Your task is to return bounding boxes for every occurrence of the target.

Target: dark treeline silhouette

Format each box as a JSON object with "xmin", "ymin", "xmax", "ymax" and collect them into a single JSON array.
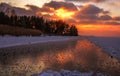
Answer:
[{"xmin": 0, "ymin": 12, "xmax": 78, "ymax": 36}]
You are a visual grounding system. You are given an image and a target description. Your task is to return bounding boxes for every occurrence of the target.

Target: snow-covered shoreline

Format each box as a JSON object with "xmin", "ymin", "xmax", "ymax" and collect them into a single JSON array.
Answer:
[{"xmin": 0, "ymin": 36, "xmax": 78, "ymax": 48}]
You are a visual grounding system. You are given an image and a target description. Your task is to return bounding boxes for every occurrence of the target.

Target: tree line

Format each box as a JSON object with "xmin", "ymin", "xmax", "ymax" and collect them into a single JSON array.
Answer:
[{"xmin": 0, "ymin": 12, "xmax": 78, "ymax": 36}]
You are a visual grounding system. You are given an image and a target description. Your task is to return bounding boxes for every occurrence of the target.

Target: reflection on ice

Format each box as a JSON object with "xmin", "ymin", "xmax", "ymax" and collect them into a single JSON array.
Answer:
[{"xmin": 0, "ymin": 39, "xmax": 120, "ymax": 76}]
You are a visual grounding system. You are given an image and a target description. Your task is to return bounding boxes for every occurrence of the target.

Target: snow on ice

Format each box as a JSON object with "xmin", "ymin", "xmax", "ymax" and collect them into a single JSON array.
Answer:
[
  {"xmin": 32, "ymin": 69, "xmax": 108, "ymax": 76},
  {"xmin": 0, "ymin": 36, "xmax": 78, "ymax": 48}
]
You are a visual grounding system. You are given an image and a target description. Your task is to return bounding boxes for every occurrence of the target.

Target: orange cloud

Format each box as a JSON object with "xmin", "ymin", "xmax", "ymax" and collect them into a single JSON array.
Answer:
[
  {"xmin": 36, "ymin": 2, "xmax": 120, "ymax": 26},
  {"xmin": 36, "ymin": 1, "xmax": 77, "ymax": 20}
]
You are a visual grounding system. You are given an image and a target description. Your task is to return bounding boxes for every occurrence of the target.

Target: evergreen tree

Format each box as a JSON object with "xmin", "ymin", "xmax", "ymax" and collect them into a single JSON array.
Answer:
[
  {"xmin": 69, "ymin": 25, "xmax": 78, "ymax": 36},
  {"xmin": 0, "ymin": 12, "xmax": 78, "ymax": 36}
]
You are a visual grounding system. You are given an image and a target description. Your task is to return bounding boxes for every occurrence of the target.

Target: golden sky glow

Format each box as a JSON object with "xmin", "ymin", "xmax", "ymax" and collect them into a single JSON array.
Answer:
[
  {"xmin": 56, "ymin": 8, "xmax": 75, "ymax": 19},
  {"xmin": 77, "ymin": 25, "xmax": 120, "ymax": 37}
]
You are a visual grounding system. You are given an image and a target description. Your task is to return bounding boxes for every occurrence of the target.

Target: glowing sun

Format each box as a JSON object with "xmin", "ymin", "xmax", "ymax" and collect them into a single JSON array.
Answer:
[{"xmin": 56, "ymin": 8, "xmax": 75, "ymax": 19}]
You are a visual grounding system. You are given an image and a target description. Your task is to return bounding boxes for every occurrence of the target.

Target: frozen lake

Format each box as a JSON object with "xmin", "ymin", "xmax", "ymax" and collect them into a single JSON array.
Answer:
[{"xmin": 0, "ymin": 38, "xmax": 120, "ymax": 76}]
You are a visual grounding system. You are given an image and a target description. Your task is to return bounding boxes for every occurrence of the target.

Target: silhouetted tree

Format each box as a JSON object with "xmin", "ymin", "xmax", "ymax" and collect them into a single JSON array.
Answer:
[
  {"xmin": 69, "ymin": 25, "xmax": 78, "ymax": 36},
  {"xmin": 0, "ymin": 12, "xmax": 10, "ymax": 24},
  {"xmin": 0, "ymin": 12, "xmax": 78, "ymax": 36}
]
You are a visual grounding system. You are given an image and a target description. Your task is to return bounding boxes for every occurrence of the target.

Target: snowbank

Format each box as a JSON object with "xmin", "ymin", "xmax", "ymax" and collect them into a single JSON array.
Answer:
[{"xmin": 0, "ymin": 36, "xmax": 78, "ymax": 48}]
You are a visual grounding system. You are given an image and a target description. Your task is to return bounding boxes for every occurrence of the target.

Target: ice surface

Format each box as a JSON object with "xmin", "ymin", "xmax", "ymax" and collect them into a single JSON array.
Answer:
[
  {"xmin": 32, "ymin": 69, "xmax": 108, "ymax": 76},
  {"xmin": 85, "ymin": 36, "xmax": 120, "ymax": 59},
  {"xmin": 0, "ymin": 36, "xmax": 78, "ymax": 48},
  {"xmin": 0, "ymin": 35, "xmax": 120, "ymax": 59}
]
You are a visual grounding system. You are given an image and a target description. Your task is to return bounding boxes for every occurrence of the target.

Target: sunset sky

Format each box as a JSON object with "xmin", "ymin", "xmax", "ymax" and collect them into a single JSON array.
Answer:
[{"xmin": 0, "ymin": 0, "xmax": 120, "ymax": 37}]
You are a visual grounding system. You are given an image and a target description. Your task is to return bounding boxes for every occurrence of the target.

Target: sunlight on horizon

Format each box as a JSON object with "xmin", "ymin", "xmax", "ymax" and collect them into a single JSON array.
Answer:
[{"xmin": 77, "ymin": 25, "xmax": 120, "ymax": 37}]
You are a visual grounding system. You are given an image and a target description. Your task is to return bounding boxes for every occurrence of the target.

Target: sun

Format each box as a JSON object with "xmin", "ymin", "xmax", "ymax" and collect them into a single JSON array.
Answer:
[{"xmin": 56, "ymin": 8, "xmax": 75, "ymax": 19}]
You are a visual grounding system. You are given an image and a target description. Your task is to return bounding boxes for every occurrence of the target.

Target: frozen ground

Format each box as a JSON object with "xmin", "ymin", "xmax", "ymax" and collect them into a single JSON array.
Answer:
[
  {"xmin": 0, "ymin": 36, "xmax": 119, "ymax": 76},
  {"xmin": 85, "ymin": 36, "xmax": 120, "ymax": 59},
  {"xmin": 0, "ymin": 36, "xmax": 78, "ymax": 48},
  {"xmin": 32, "ymin": 69, "xmax": 109, "ymax": 76}
]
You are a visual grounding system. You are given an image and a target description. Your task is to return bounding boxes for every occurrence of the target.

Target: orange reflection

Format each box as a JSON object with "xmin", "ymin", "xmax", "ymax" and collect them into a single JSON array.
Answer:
[{"xmin": 57, "ymin": 51, "xmax": 74, "ymax": 64}]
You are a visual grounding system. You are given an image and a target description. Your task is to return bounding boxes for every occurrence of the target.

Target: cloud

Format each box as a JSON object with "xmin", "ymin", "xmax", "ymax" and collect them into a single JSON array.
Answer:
[
  {"xmin": 0, "ymin": 2, "xmax": 120, "ymax": 25},
  {"xmin": 78, "ymin": 4, "xmax": 104, "ymax": 14},
  {"xmin": 104, "ymin": 21, "xmax": 120, "ymax": 25},
  {"xmin": 72, "ymin": 4, "xmax": 120, "ymax": 25},
  {"xmin": 65, "ymin": 0, "xmax": 106, "ymax": 3},
  {"xmin": 44, "ymin": 1, "xmax": 77, "ymax": 11},
  {"xmin": 37, "ymin": 1, "xmax": 120, "ymax": 25},
  {"xmin": 99, "ymin": 15, "xmax": 112, "ymax": 20},
  {"xmin": 25, "ymin": 4, "xmax": 40, "ymax": 12},
  {"xmin": 39, "ymin": 6, "xmax": 54, "ymax": 13},
  {"xmin": 0, "ymin": 3, "xmax": 37, "ymax": 16},
  {"xmin": 113, "ymin": 17, "xmax": 120, "ymax": 21},
  {"xmin": 74, "ymin": 4, "xmax": 108, "ymax": 20},
  {"xmin": 109, "ymin": 1, "xmax": 120, "ymax": 7},
  {"xmin": 36, "ymin": 1, "xmax": 77, "ymax": 19}
]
